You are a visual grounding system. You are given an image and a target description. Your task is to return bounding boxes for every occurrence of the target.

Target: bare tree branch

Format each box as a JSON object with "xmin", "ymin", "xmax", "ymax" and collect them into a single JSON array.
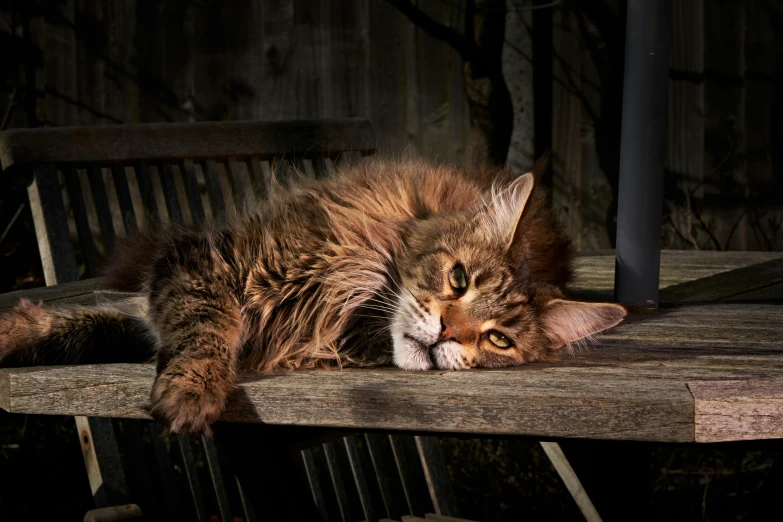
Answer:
[{"xmin": 383, "ymin": 0, "xmax": 484, "ymax": 64}]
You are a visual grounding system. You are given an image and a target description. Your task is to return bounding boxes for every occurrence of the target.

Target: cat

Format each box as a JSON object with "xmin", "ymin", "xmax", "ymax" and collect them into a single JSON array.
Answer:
[{"xmin": 0, "ymin": 157, "xmax": 626, "ymax": 435}]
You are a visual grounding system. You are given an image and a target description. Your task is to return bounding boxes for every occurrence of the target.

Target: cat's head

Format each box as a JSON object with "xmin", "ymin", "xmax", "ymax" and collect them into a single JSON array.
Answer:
[{"xmin": 390, "ymin": 172, "xmax": 626, "ymax": 370}]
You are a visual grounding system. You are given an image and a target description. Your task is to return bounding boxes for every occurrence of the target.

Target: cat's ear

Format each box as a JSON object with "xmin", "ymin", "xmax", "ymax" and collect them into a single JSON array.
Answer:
[
  {"xmin": 476, "ymin": 172, "xmax": 534, "ymax": 249},
  {"xmin": 541, "ymin": 299, "xmax": 626, "ymax": 349}
]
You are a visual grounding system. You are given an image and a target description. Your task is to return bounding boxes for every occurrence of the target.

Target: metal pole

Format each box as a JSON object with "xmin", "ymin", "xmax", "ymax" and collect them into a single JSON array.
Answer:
[{"xmin": 614, "ymin": 0, "xmax": 672, "ymax": 308}]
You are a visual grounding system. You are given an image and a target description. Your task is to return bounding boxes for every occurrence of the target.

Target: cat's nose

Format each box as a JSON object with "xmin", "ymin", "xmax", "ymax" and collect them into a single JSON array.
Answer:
[{"xmin": 439, "ymin": 318, "xmax": 461, "ymax": 344}]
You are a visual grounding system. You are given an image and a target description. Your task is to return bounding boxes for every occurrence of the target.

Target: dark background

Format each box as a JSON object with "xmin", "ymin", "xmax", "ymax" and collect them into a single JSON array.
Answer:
[{"xmin": 1, "ymin": 0, "xmax": 782, "ymax": 520}]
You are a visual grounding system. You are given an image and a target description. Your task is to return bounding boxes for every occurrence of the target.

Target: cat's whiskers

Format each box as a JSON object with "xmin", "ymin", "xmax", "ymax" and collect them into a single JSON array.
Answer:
[
  {"xmin": 360, "ymin": 305, "xmax": 399, "ymax": 316},
  {"xmin": 369, "ymin": 322, "xmax": 406, "ymax": 342}
]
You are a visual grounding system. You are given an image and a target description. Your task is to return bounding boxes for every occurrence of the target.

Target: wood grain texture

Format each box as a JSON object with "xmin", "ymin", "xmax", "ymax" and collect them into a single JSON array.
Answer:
[
  {"xmin": 28, "ymin": 165, "xmax": 79, "ymax": 285},
  {"xmin": 0, "ymin": 363, "xmax": 694, "ymax": 441},
  {"xmin": 539, "ymin": 442, "xmax": 601, "ymax": 522},
  {"xmin": 414, "ymin": 436, "xmax": 461, "ymax": 517},
  {"xmin": 86, "ymin": 166, "xmax": 118, "ymax": 253},
  {"xmin": 63, "ymin": 167, "xmax": 101, "ymax": 276},
  {"xmin": 1, "ymin": 251, "xmax": 781, "ymax": 442},
  {"xmin": 82, "ymin": 504, "xmax": 144, "ymax": 522},
  {"xmin": 76, "ymin": 416, "xmax": 129, "ymax": 508},
  {"xmin": 689, "ymin": 380, "xmax": 783, "ymax": 443},
  {"xmin": 0, "ymin": 119, "xmax": 375, "ymax": 168},
  {"xmin": 659, "ymin": 257, "xmax": 783, "ymax": 303},
  {"xmin": 570, "ymin": 250, "xmax": 783, "ymax": 300}
]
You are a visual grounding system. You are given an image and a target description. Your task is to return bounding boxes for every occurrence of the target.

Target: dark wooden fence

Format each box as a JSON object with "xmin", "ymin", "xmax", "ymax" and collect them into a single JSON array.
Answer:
[{"xmin": 2, "ymin": 0, "xmax": 781, "ymax": 251}]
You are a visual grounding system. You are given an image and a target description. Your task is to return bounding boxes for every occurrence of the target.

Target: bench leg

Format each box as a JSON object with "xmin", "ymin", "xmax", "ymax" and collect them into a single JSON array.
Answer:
[
  {"xmin": 75, "ymin": 416, "xmax": 129, "ymax": 508},
  {"xmin": 541, "ymin": 442, "xmax": 603, "ymax": 522}
]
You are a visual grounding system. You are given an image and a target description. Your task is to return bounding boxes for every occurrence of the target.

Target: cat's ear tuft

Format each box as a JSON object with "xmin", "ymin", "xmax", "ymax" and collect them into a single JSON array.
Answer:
[
  {"xmin": 476, "ymin": 172, "xmax": 534, "ymax": 249},
  {"xmin": 541, "ymin": 299, "xmax": 626, "ymax": 349}
]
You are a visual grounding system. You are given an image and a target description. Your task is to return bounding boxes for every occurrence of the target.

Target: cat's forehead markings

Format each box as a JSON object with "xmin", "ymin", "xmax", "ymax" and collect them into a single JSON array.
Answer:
[
  {"xmin": 460, "ymin": 288, "xmax": 479, "ymax": 303},
  {"xmin": 480, "ymin": 319, "xmax": 496, "ymax": 332}
]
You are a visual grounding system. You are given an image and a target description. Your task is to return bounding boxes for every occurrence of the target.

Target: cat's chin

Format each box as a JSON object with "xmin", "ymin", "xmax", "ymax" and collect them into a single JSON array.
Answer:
[
  {"xmin": 430, "ymin": 341, "xmax": 472, "ymax": 370},
  {"xmin": 392, "ymin": 333, "xmax": 471, "ymax": 371},
  {"xmin": 392, "ymin": 333, "xmax": 435, "ymax": 371}
]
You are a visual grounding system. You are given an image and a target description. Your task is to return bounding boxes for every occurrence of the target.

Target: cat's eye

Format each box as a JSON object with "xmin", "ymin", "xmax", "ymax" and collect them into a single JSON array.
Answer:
[
  {"xmin": 487, "ymin": 330, "xmax": 512, "ymax": 349},
  {"xmin": 448, "ymin": 265, "xmax": 468, "ymax": 292}
]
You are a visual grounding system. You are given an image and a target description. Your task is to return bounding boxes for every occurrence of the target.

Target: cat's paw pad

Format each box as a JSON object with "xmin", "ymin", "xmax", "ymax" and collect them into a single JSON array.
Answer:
[{"xmin": 149, "ymin": 362, "xmax": 234, "ymax": 436}]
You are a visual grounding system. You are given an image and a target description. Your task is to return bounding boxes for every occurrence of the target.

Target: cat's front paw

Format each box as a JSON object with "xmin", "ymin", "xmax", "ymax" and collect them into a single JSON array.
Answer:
[{"xmin": 149, "ymin": 360, "xmax": 235, "ymax": 436}]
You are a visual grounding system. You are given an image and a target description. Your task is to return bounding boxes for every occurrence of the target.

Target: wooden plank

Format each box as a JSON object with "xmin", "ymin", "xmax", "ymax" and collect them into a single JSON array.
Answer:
[
  {"xmin": 115, "ymin": 419, "xmax": 164, "ymax": 519},
  {"xmin": 202, "ymin": 435, "xmax": 233, "ymax": 522},
  {"xmin": 62, "ymin": 167, "xmax": 100, "ymax": 277},
  {"xmin": 201, "ymin": 160, "xmax": 228, "ymax": 223},
  {"xmin": 312, "ymin": 156, "xmax": 334, "ymax": 179},
  {"xmin": 178, "ymin": 437, "xmax": 210, "ymax": 522},
  {"xmin": 659, "ymin": 258, "xmax": 783, "ymax": 303},
  {"xmin": 236, "ymin": 475, "xmax": 257, "ymax": 522},
  {"xmin": 343, "ymin": 435, "xmax": 379, "ymax": 522},
  {"xmin": 306, "ymin": 444, "xmax": 345, "ymax": 522},
  {"xmin": 390, "ymin": 435, "xmax": 433, "ymax": 516},
  {"xmin": 86, "ymin": 166, "xmax": 118, "ymax": 254},
  {"xmin": 157, "ymin": 162, "xmax": 185, "ymax": 224},
  {"xmin": 725, "ymin": 281, "xmax": 783, "ymax": 302},
  {"xmin": 150, "ymin": 429, "xmax": 187, "ymax": 522},
  {"xmin": 211, "ymin": 422, "xmax": 324, "ymax": 522},
  {"xmin": 301, "ymin": 449, "xmax": 331, "ymax": 522},
  {"xmin": 414, "ymin": 436, "xmax": 460, "ymax": 517},
  {"xmin": 298, "ymin": 158, "xmax": 317, "ymax": 179},
  {"xmin": 110, "ymin": 165, "xmax": 139, "ymax": 236},
  {"xmin": 365, "ymin": 433, "xmax": 408, "ymax": 520},
  {"xmin": 132, "ymin": 162, "xmax": 160, "ymax": 224},
  {"xmin": 424, "ymin": 515, "xmax": 481, "ymax": 522},
  {"xmin": 539, "ymin": 442, "xmax": 602, "ymax": 522},
  {"xmin": 569, "ymin": 251, "xmax": 783, "ymax": 300},
  {"xmin": 75, "ymin": 416, "xmax": 129, "ymax": 508},
  {"xmin": 245, "ymin": 158, "xmax": 269, "ymax": 199},
  {"xmin": 689, "ymin": 380, "xmax": 783, "ymax": 443},
  {"xmin": 0, "ymin": 119, "xmax": 376, "ymax": 168},
  {"xmin": 83, "ymin": 504, "xmax": 143, "ymax": 522},
  {"xmin": 27, "ymin": 164, "xmax": 78, "ymax": 285},
  {"xmin": 178, "ymin": 160, "xmax": 206, "ymax": 225},
  {"xmin": 0, "ymin": 361, "xmax": 695, "ymax": 441},
  {"xmin": 323, "ymin": 440, "xmax": 362, "ymax": 522},
  {"xmin": 225, "ymin": 158, "xmax": 255, "ymax": 208},
  {"xmin": 0, "ymin": 278, "xmax": 102, "ymax": 310}
]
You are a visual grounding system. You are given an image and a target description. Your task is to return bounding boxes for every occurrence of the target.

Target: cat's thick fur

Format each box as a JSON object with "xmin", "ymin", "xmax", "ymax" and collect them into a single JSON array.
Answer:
[{"xmin": 0, "ymin": 158, "xmax": 625, "ymax": 434}]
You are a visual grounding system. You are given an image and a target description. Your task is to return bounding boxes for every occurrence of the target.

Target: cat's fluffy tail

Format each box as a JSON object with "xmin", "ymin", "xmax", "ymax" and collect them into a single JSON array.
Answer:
[{"xmin": 0, "ymin": 299, "xmax": 156, "ymax": 367}]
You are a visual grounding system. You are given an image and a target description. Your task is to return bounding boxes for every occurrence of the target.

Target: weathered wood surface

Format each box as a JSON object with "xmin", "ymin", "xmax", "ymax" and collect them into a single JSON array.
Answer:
[
  {"xmin": 689, "ymin": 380, "xmax": 783, "ymax": 443},
  {"xmin": 0, "ymin": 119, "xmax": 375, "ymax": 168},
  {"xmin": 1, "ymin": 250, "xmax": 782, "ymax": 443}
]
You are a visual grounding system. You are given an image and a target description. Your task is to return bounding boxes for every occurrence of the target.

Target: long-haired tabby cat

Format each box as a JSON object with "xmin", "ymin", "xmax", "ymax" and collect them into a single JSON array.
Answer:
[{"xmin": 0, "ymin": 157, "xmax": 625, "ymax": 434}]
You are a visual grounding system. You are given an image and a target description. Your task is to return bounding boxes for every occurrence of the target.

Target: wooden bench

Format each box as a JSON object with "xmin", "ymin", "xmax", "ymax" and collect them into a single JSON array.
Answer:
[
  {"xmin": 1, "ymin": 119, "xmax": 782, "ymax": 520},
  {"xmin": 2, "ymin": 250, "xmax": 782, "ymax": 444}
]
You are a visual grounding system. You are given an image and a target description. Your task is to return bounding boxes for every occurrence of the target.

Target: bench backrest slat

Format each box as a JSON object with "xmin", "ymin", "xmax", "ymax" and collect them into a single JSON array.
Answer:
[
  {"xmin": 0, "ymin": 119, "xmax": 375, "ymax": 168},
  {"xmin": 0, "ymin": 119, "xmax": 375, "ymax": 283},
  {"xmin": 110, "ymin": 165, "xmax": 139, "ymax": 236},
  {"xmin": 28, "ymin": 165, "xmax": 79, "ymax": 285},
  {"xmin": 180, "ymin": 160, "xmax": 207, "ymax": 225}
]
